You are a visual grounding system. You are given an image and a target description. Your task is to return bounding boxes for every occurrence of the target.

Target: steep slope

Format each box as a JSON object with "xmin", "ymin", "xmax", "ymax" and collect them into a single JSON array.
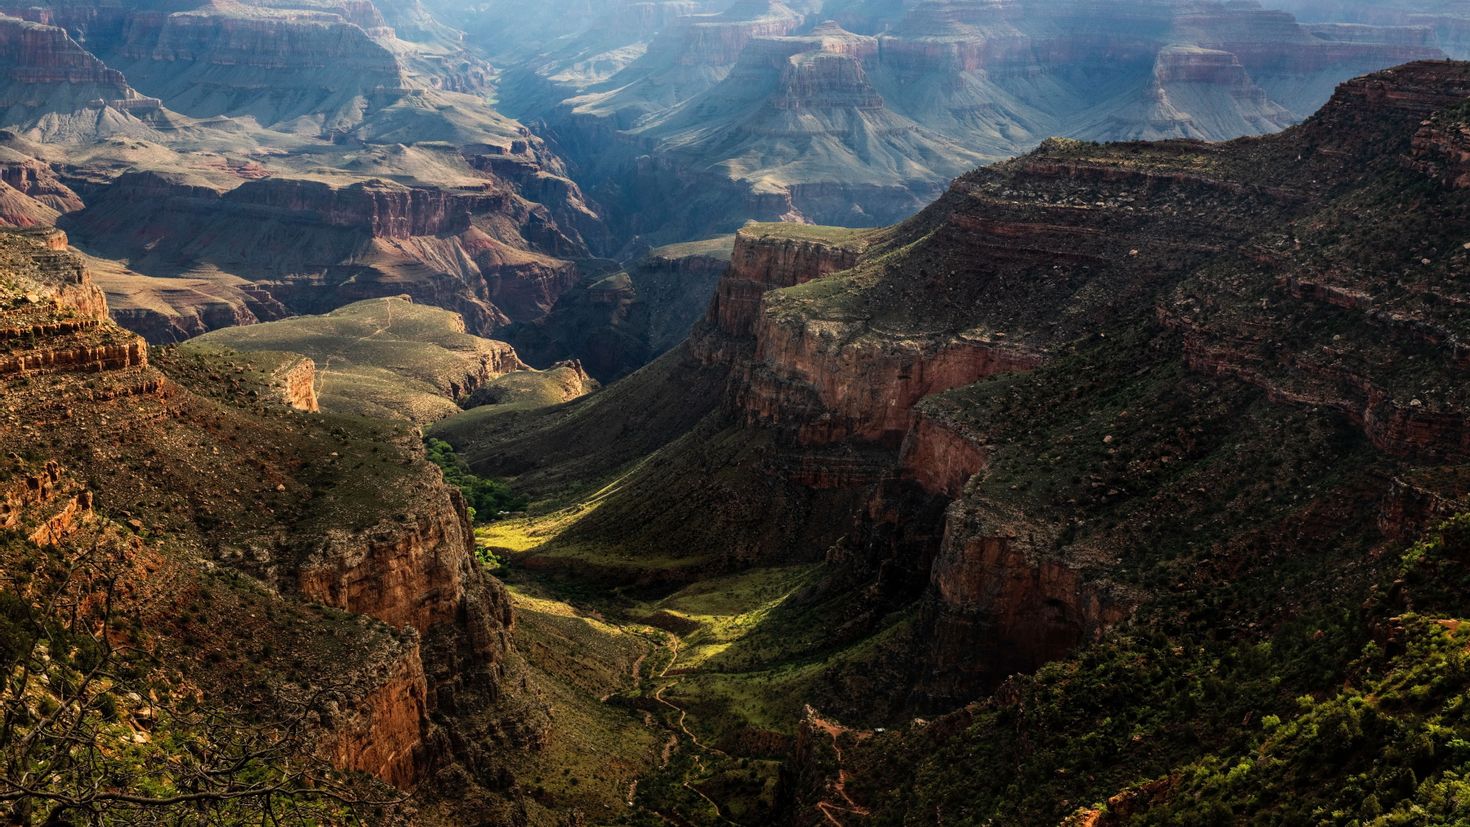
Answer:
[
  {"xmin": 0, "ymin": 0, "xmax": 614, "ymax": 349},
  {"xmin": 60, "ymin": 165, "xmax": 593, "ymax": 338},
  {"xmin": 436, "ymin": 60, "xmax": 1470, "ymax": 823},
  {"xmin": 0, "ymin": 226, "xmax": 548, "ymax": 822},
  {"xmin": 502, "ymin": 233, "xmax": 734, "ymax": 381},
  {"xmin": 0, "ymin": 12, "xmax": 184, "ymax": 141}
]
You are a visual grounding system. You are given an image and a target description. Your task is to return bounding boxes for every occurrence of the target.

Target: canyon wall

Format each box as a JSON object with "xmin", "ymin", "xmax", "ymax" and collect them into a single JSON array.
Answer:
[
  {"xmin": 0, "ymin": 227, "xmax": 525, "ymax": 792},
  {"xmin": 61, "ymin": 168, "xmax": 591, "ymax": 339}
]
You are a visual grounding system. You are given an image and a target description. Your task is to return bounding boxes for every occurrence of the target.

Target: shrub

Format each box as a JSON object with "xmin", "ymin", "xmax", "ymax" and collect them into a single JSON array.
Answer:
[{"xmin": 424, "ymin": 439, "xmax": 528, "ymax": 523}]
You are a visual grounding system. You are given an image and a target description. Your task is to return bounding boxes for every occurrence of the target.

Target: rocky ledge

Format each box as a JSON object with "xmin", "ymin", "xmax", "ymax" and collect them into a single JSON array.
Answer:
[{"xmin": 0, "ymin": 226, "xmax": 526, "ymax": 793}]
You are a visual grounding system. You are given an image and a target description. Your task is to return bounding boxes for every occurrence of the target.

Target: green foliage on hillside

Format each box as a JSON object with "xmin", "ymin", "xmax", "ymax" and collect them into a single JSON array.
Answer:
[
  {"xmin": 863, "ymin": 514, "xmax": 1470, "ymax": 826},
  {"xmin": 0, "ymin": 532, "xmax": 386, "ymax": 825},
  {"xmin": 425, "ymin": 438, "xmax": 527, "ymax": 523}
]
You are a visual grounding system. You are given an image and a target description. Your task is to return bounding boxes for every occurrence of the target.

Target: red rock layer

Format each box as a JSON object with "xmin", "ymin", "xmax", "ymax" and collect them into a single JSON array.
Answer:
[
  {"xmin": 920, "ymin": 523, "xmax": 1126, "ymax": 703},
  {"xmin": 740, "ymin": 327, "xmax": 1041, "ymax": 448},
  {"xmin": 318, "ymin": 643, "xmax": 430, "ymax": 789},
  {"xmin": 703, "ymin": 228, "xmax": 864, "ymax": 338},
  {"xmin": 0, "ymin": 228, "xmax": 517, "ymax": 791},
  {"xmin": 899, "ymin": 412, "xmax": 987, "ymax": 498},
  {"xmin": 67, "ymin": 170, "xmax": 591, "ymax": 337}
]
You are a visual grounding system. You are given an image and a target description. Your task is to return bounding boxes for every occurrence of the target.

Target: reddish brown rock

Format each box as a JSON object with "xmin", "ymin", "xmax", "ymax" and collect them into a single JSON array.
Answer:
[
  {"xmin": 703, "ymin": 227, "xmax": 866, "ymax": 338},
  {"xmin": 739, "ymin": 324, "xmax": 1041, "ymax": 447},
  {"xmin": 899, "ymin": 411, "xmax": 988, "ymax": 499},
  {"xmin": 0, "ymin": 228, "xmax": 520, "ymax": 794},
  {"xmin": 318, "ymin": 641, "xmax": 431, "ymax": 788},
  {"xmin": 919, "ymin": 515, "xmax": 1126, "ymax": 703},
  {"xmin": 65, "ymin": 170, "xmax": 592, "ymax": 337}
]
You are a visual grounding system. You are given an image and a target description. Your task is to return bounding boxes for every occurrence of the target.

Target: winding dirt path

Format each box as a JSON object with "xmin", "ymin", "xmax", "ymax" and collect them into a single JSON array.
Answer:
[
  {"xmin": 641, "ymin": 634, "xmax": 739, "ymax": 825},
  {"xmin": 809, "ymin": 713, "xmax": 871, "ymax": 827}
]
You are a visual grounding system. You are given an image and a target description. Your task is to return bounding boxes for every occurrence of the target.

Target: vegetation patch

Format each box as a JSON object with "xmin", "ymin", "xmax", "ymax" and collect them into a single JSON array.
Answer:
[{"xmin": 425, "ymin": 437, "xmax": 526, "ymax": 523}]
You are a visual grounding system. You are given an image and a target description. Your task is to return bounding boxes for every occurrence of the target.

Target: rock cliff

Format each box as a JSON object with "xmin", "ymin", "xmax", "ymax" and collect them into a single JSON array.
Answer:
[
  {"xmin": 504, "ymin": 234, "xmax": 733, "ymax": 381},
  {"xmin": 61, "ymin": 167, "xmax": 593, "ymax": 339},
  {"xmin": 0, "ymin": 226, "xmax": 533, "ymax": 802},
  {"xmin": 0, "ymin": 12, "xmax": 172, "ymax": 140},
  {"xmin": 504, "ymin": 0, "xmax": 1445, "ymax": 244}
]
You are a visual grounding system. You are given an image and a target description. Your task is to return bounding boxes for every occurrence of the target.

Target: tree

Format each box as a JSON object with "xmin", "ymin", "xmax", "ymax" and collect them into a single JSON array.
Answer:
[{"xmin": 0, "ymin": 530, "xmax": 404, "ymax": 825}]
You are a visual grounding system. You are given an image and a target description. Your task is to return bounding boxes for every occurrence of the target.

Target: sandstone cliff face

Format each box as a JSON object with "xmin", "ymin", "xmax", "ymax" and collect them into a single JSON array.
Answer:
[
  {"xmin": 919, "ymin": 513, "xmax": 1125, "ymax": 704},
  {"xmin": 271, "ymin": 354, "xmax": 320, "ymax": 412},
  {"xmin": 0, "ymin": 228, "xmax": 523, "ymax": 793},
  {"xmin": 64, "ymin": 168, "xmax": 593, "ymax": 338},
  {"xmin": 109, "ymin": 6, "xmax": 406, "ymax": 127},
  {"xmin": 0, "ymin": 13, "xmax": 168, "ymax": 139},
  {"xmin": 0, "ymin": 228, "xmax": 145, "ymax": 376},
  {"xmin": 0, "ymin": 14, "xmax": 134, "ymax": 101},
  {"xmin": 703, "ymin": 227, "xmax": 864, "ymax": 338},
  {"xmin": 0, "ymin": 154, "xmax": 82, "ymax": 212},
  {"xmin": 317, "ymin": 639, "xmax": 430, "ymax": 788},
  {"xmin": 298, "ymin": 482, "xmax": 506, "ymax": 652},
  {"xmin": 899, "ymin": 411, "xmax": 987, "ymax": 499},
  {"xmin": 739, "ymin": 324, "xmax": 1041, "ymax": 447},
  {"xmin": 698, "ymin": 225, "xmax": 1045, "ymax": 453}
]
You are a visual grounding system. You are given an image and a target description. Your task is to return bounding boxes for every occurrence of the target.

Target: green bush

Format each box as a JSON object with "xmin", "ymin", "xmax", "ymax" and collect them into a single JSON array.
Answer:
[{"xmin": 424, "ymin": 438, "xmax": 527, "ymax": 523}]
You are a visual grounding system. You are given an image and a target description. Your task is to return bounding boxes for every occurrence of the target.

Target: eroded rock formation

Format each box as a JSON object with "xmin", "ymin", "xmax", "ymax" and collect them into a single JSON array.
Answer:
[{"xmin": 0, "ymin": 226, "xmax": 529, "ymax": 798}]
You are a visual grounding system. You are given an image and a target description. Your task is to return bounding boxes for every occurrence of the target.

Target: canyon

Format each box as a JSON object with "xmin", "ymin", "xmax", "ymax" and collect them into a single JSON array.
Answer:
[
  {"xmin": 488, "ymin": 0, "xmax": 1447, "ymax": 244},
  {"xmin": 430, "ymin": 58, "xmax": 1470, "ymax": 823},
  {"xmin": 3, "ymin": 0, "xmax": 1470, "ymax": 825},
  {"xmin": 0, "ymin": 0, "xmax": 1451, "ymax": 379}
]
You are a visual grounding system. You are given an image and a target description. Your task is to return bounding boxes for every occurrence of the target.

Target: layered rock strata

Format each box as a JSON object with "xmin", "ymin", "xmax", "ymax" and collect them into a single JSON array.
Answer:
[{"xmin": 0, "ymin": 226, "xmax": 523, "ymax": 792}]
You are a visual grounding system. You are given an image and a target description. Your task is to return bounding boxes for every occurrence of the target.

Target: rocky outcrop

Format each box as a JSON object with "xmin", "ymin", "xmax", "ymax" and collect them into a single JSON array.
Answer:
[
  {"xmin": 63, "ymin": 169, "xmax": 593, "ymax": 337},
  {"xmin": 899, "ymin": 411, "xmax": 987, "ymax": 499},
  {"xmin": 270, "ymin": 355, "xmax": 319, "ymax": 412},
  {"xmin": 917, "ymin": 509, "xmax": 1126, "ymax": 704},
  {"xmin": 739, "ymin": 325, "xmax": 1041, "ymax": 448},
  {"xmin": 0, "ymin": 227, "xmax": 524, "ymax": 795},
  {"xmin": 297, "ymin": 483, "xmax": 503, "ymax": 642},
  {"xmin": 318, "ymin": 639, "xmax": 430, "ymax": 788},
  {"xmin": 0, "ymin": 154, "xmax": 82, "ymax": 212},
  {"xmin": 704, "ymin": 227, "xmax": 865, "ymax": 339},
  {"xmin": 0, "ymin": 459, "xmax": 94, "ymax": 546},
  {"xmin": 0, "ymin": 227, "xmax": 147, "ymax": 376},
  {"xmin": 1411, "ymin": 107, "xmax": 1470, "ymax": 189}
]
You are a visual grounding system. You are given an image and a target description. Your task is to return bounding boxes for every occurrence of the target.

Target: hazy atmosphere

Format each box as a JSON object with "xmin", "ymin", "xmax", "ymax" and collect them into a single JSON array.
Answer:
[{"xmin": 2, "ymin": 0, "xmax": 1470, "ymax": 824}]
